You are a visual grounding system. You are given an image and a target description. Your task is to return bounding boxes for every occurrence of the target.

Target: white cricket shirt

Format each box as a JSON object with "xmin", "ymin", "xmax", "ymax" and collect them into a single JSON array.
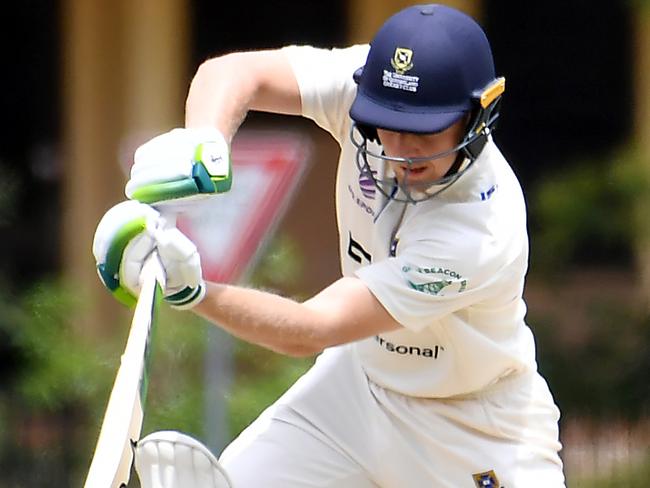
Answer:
[{"xmin": 284, "ymin": 44, "xmax": 538, "ymax": 398}]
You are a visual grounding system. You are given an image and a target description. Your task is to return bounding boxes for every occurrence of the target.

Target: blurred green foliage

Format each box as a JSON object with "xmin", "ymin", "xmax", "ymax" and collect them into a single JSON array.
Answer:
[
  {"xmin": 531, "ymin": 301, "xmax": 650, "ymax": 419},
  {"xmin": 7, "ymin": 281, "xmax": 112, "ymax": 410},
  {"xmin": 249, "ymin": 233, "xmax": 306, "ymax": 296},
  {"xmin": 0, "ymin": 232, "xmax": 313, "ymax": 486},
  {"xmin": 0, "ymin": 279, "xmax": 118, "ymax": 486},
  {"xmin": 140, "ymin": 310, "xmax": 209, "ymax": 439},
  {"xmin": 530, "ymin": 146, "xmax": 650, "ymax": 271},
  {"xmin": 632, "ymin": 0, "xmax": 650, "ymax": 11},
  {"xmin": 228, "ymin": 341, "xmax": 313, "ymax": 436},
  {"xmin": 570, "ymin": 454, "xmax": 650, "ymax": 488},
  {"xmin": 528, "ymin": 145, "xmax": 650, "ymax": 419}
]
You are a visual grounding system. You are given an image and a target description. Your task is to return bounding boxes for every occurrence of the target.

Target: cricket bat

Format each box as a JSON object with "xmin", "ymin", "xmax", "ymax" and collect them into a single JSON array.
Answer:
[{"xmin": 84, "ymin": 253, "xmax": 165, "ymax": 488}]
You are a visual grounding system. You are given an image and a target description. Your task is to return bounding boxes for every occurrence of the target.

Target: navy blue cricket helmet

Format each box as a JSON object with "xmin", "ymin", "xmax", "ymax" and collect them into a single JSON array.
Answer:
[{"xmin": 349, "ymin": 4, "xmax": 505, "ymax": 202}]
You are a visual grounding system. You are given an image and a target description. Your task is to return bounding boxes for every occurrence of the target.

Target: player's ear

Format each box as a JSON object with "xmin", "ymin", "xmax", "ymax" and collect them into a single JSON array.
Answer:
[{"xmin": 458, "ymin": 113, "xmax": 472, "ymax": 141}]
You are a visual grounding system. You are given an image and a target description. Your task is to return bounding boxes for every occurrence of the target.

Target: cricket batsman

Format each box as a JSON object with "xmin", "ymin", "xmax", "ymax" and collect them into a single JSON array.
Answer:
[{"xmin": 93, "ymin": 4, "xmax": 566, "ymax": 487}]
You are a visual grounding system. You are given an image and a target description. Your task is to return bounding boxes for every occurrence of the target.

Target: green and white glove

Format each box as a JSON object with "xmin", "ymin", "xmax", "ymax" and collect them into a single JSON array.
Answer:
[
  {"xmin": 125, "ymin": 127, "xmax": 232, "ymax": 208},
  {"xmin": 93, "ymin": 200, "xmax": 206, "ymax": 309}
]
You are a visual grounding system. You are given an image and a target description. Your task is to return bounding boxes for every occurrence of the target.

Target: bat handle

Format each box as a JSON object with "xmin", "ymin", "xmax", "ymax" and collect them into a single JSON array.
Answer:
[{"xmin": 145, "ymin": 208, "xmax": 183, "ymax": 292}]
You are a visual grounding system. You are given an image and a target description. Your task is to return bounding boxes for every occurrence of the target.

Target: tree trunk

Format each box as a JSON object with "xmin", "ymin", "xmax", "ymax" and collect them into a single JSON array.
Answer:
[{"xmin": 61, "ymin": 0, "xmax": 189, "ymax": 336}]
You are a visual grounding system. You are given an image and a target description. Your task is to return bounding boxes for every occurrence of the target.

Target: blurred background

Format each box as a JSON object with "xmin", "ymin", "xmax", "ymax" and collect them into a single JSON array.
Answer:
[{"xmin": 1, "ymin": 0, "xmax": 649, "ymax": 486}]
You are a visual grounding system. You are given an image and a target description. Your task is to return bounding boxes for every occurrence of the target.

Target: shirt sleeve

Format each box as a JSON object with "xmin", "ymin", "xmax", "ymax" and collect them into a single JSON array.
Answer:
[
  {"xmin": 355, "ymin": 234, "xmax": 514, "ymax": 333},
  {"xmin": 282, "ymin": 44, "xmax": 369, "ymax": 145}
]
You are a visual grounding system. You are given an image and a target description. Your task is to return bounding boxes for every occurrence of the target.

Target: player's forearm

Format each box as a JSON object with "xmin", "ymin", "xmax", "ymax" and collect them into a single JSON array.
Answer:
[
  {"xmin": 192, "ymin": 282, "xmax": 330, "ymax": 357},
  {"xmin": 193, "ymin": 277, "xmax": 402, "ymax": 357},
  {"xmin": 185, "ymin": 50, "xmax": 301, "ymax": 142},
  {"xmin": 185, "ymin": 54, "xmax": 254, "ymax": 142}
]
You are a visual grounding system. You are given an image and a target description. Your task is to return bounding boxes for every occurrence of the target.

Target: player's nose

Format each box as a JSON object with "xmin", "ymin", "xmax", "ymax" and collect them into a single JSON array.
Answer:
[{"xmin": 393, "ymin": 134, "xmax": 434, "ymax": 159}]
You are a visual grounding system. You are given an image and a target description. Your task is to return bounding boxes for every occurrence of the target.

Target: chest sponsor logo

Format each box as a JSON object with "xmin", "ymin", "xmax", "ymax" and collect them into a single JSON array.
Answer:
[
  {"xmin": 374, "ymin": 335, "xmax": 444, "ymax": 359},
  {"xmin": 472, "ymin": 470, "xmax": 503, "ymax": 488},
  {"xmin": 480, "ymin": 184, "xmax": 498, "ymax": 201},
  {"xmin": 348, "ymin": 184, "xmax": 375, "ymax": 218},
  {"xmin": 347, "ymin": 232, "xmax": 372, "ymax": 264},
  {"xmin": 402, "ymin": 265, "xmax": 467, "ymax": 295},
  {"xmin": 358, "ymin": 169, "xmax": 376, "ymax": 200}
]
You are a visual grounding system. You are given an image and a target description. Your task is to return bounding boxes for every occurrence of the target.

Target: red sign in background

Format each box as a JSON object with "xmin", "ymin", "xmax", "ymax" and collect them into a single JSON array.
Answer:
[{"xmin": 178, "ymin": 131, "xmax": 311, "ymax": 284}]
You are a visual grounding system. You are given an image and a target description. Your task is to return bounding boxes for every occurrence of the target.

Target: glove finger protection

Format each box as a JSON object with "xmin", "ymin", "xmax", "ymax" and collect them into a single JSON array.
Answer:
[
  {"xmin": 93, "ymin": 200, "xmax": 160, "ymax": 307},
  {"xmin": 155, "ymin": 226, "xmax": 206, "ymax": 310},
  {"xmin": 125, "ymin": 127, "xmax": 232, "ymax": 209},
  {"xmin": 93, "ymin": 201, "xmax": 206, "ymax": 309}
]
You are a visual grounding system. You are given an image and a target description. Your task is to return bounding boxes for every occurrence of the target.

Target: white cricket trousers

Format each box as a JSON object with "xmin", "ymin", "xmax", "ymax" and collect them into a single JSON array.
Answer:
[{"xmin": 219, "ymin": 346, "xmax": 565, "ymax": 487}]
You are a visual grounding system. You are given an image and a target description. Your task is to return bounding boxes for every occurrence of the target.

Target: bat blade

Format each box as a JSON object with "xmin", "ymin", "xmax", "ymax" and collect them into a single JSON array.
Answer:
[{"xmin": 84, "ymin": 255, "xmax": 164, "ymax": 488}]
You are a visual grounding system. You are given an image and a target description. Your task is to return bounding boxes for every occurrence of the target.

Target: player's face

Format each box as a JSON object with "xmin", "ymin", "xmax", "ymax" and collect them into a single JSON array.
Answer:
[{"xmin": 377, "ymin": 118, "xmax": 466, "ymax": 186}]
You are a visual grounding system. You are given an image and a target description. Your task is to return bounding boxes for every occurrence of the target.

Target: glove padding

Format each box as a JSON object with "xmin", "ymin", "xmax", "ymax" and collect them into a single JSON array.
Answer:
[
  {"xmin": 93, "ymin": 200, "xmax": 206, "ymax": 310},
  {"xmin": 135, "ymin": 431, "xmax": 233, "ymax": 488},
  {"xmin": 125, "ymin": 127, "xmax": 232, "ymax": 208}
]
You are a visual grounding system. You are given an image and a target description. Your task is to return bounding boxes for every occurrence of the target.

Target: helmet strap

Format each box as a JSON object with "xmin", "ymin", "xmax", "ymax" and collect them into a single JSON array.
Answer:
[
  {"xmin": 356, "ymin": 123, "xmax": 379, "ymax": 143},
  {"xmin": 444, "ymin": 151, "xmax": 466, "ymax": 177},
  {"xmin": 463, "ymin": 96, "xmax": 502, "ymax": 161}
]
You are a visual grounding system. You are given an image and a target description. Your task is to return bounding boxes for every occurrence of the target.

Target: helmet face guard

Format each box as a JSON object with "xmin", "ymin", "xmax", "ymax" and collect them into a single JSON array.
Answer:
[
  {"xmin": 348, "ymin": 4, "xmax": 505, "ymax": 204},
  {"xmin": 351, "ymin": 78, "xmax": 505, "ymax": 204}
]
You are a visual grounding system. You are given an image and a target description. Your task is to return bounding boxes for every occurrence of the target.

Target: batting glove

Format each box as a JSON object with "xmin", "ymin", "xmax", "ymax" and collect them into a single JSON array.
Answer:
[
  {"xmin": 93, "ymin": 200, "xmax": 206, "ymax": 310},
  {"xmin": 125, "ymin": 127, "xmax": 232, "ymax": 209}
]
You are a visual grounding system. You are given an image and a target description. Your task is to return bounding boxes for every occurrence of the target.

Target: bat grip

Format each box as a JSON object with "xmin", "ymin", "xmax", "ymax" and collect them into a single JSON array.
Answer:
[{"xmin": 145, "ymin": 208, "xmax": 183, "ymax": 292}]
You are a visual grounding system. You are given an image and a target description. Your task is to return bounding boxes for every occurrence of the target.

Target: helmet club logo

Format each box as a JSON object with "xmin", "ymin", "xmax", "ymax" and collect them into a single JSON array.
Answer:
[
  {"xmin": 383, "ymin": 47, "xmax": 419, "ymax": 93},
  {"xmin": 391, "ymin": 47, "xmax": 414, "ymax": 74}
]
